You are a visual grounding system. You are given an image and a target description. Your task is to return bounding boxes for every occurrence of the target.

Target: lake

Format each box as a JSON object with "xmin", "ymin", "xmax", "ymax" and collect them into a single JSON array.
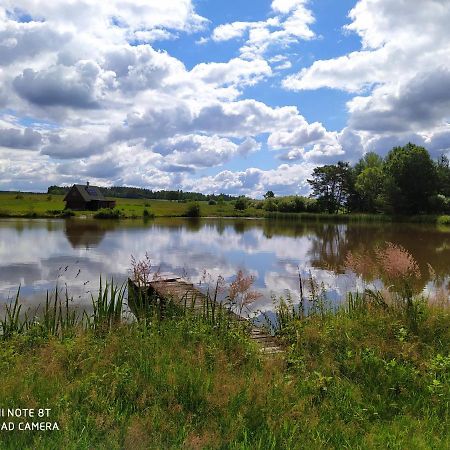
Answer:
[{"xmin": 1, "ymin": 217, "xmax": 449, "ymax": 314}]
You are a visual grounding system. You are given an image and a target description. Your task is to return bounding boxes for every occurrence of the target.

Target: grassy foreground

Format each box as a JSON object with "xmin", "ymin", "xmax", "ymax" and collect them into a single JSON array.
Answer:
[{"xmin": 0, "ymin": 283, "xmax": 449, "ymax": 449}]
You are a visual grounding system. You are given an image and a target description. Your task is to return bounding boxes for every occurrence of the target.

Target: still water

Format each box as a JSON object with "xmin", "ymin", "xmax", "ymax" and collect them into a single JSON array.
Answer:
[{"xmin": 1, "ymin": 218, "xmax": 449, "ymax": 313}]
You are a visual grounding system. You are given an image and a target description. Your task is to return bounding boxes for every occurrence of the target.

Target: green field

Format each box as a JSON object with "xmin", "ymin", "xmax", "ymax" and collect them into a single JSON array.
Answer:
[
  {"xmin": 2, "ymin": 192, "xmax": 450, "ymax": 225},
  {"xmin": 0, "ymin": 192, "xmax": 264, "ymax": 219}
]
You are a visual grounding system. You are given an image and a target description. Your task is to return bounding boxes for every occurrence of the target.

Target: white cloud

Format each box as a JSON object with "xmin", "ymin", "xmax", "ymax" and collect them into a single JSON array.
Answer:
[
  {"xmin": 210, "ymin": 0, "xmax": 315, "ymax": 58},
  {"xmin": 186, "ymin": 162, "xmax": 315, "ymax": 197},
  {"xmin": 5, "ymin": 0, "xmax": 448, "ymax": 196},
  {"xmin": 190, "ymin": 58, "xmax": 272, "ymax": 87},
  {"xmin": 212, "ymin": 22, "xmax": 255, "ymax": 42},
  {"xmin": 282, "ymin": 0, "xmax": 450, "ymax": 159}
]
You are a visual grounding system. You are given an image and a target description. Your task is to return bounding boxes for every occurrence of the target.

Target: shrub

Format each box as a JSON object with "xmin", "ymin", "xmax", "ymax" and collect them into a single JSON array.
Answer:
[
  {"xmin": 234, "ymin": 197, "xmax": 247, "ymax": 211},
  {"xmin": 60, "ymin": 209, "xmax": 75, "ymax": 218},
  {"xmin": 15, "ymin": 193, "xmax": 24, "ymax": 200},
  {"xmin": 437, "ymin": 215, "xmax": 450, "ymax": 225},
  {"xmin": 143, "ymin": 209, "xmax": 155, "ymax": 219},
  {"xmin": 263, "ymin": 199, "xmax": 278, "ymax": 212},
  {"xmin": 429, "ymin": 195, "xmax": 450, "ymax": 214},
  {"xmin": 93, "ymin": 208, "xmax": 123, "ymax": 219},
  {"xmin": 46, "ymin": 194, "xmax": 52, "ymax": 201},
  {"xmin": 208, "ymin": 199, "xmax": 217, "ymax": 205},
  {"xmin": 46, "ymin": 209, "xmax": 75, "ymax": 218},
  {"xmin": 184, "ymin": 203, "xmax": 201, "ymax": 217}
]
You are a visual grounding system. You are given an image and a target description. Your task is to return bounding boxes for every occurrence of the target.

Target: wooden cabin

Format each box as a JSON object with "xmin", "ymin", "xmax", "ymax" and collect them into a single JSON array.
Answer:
[{"xmin": 64, "ymin": 182, "xmax": 116, "ymax": 211}]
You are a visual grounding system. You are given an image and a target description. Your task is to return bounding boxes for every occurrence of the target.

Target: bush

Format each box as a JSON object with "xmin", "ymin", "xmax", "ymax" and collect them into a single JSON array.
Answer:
[
  {"xmin": 429, "ymin": 194, "xmax": 450, "ymax": 214},
  {"xmin": 93, "ymin": 208, "xmax": 123, "ymax": 219},
  {"xmin": 184, "ymin": 203, "xmax": 201, "ymax": 217},
  {"xmin": 437, "ymin": 215, "xmax": 450, "ymax": 225},
  {"xmin": 15, "ymin": 193, "xmax": 24, "ymax": 200},
  {"xmin": 263, "ymin": 199, "xmax": 278, "ymax": 212},
  {"xmin": 143, "ymin": 209, "xmax": 155, "ymax": 219},
  {"xmin": 60, "ymin": 209, "xmax": 75, "ymax": 218},
  {"xmin": 208, "ymin": 199, "xmax": 217, "ymax": 205},
  {"xmin": 46, "ymin": 209, "xmax": 75, "ymax": 218},
  {"xmin": 234, "ymin": 197, "xmax": 247, "ymax": 211}
]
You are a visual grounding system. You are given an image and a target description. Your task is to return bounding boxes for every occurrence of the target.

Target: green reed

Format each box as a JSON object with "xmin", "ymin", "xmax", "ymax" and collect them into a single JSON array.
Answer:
[
  {"xmin": 89, "ymin": 277, "xmax": 126, "ymax": 334},
  {"xmin": 0, "ymin": 287, "xmax": 30, "ymax": 339}
]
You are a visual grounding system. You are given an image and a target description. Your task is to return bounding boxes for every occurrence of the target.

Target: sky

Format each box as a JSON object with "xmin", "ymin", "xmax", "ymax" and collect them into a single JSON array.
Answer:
[{"xmin": 1, "ymin": 0, "xmax": 450, "ymax": 197}]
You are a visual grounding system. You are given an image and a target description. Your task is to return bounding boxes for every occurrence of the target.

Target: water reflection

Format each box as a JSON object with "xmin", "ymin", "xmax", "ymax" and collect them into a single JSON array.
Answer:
[
  {"xmin": 0, "ymin": 218, "xmax": 449, "ymax": 311},
  {"xmin": 65, "ymin": 220, "xmax": 108, "ymax": 249}
]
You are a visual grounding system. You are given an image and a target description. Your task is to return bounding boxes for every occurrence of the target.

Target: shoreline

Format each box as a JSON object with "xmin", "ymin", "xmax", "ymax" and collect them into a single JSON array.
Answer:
[{"xmin": 1, "ymin": 211, "xmax": 450, "ymax": 225}]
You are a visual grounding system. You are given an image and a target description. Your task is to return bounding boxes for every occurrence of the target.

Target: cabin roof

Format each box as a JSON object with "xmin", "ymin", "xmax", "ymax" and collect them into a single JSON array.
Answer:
[{"xmin": 64, "ymin": 184, "xmax": 106, "ymax": 202}]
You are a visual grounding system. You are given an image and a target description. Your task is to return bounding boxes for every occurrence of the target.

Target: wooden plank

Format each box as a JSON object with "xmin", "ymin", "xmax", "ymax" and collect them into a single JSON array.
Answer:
[{"xmin": 128, "ymin": 278, "xmax": 283, "ymax": 355}]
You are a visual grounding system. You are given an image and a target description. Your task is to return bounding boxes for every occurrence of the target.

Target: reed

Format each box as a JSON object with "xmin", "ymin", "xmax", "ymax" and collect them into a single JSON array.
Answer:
[
  {"xmin": 89, "ymin": 277, "xmax": 126, "ymax": 334},
  {"xmin": 0, "ymin": 287, "xmax": 30, "ymax": 339}
]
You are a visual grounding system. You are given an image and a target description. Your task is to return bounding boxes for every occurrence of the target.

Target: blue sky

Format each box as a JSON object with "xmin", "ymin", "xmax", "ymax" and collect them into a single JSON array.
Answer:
[{"xmin": 1, "ymin": 0, "xmax": 450, "ymax": 195}]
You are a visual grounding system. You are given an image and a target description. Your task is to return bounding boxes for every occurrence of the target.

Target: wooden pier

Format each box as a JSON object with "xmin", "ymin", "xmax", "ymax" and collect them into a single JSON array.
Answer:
[{"xmin": 128, "ymin": 277, "xmax": 283, "ymax": 355}]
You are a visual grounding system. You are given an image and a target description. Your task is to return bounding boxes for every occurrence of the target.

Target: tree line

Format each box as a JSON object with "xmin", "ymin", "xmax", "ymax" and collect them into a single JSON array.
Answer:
[
  {"xmin": 307, "ymin": 143, "xmax": 450, "ymax": 215},
  {"xmin": 47, "ymin": 185, "xmax": 237, "ymax": 202}
]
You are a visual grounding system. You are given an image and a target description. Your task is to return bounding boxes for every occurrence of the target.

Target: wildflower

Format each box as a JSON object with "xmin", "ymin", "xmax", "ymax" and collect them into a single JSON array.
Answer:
[
  {"xmin": 344, "ymin": 250, "xmax": 376, "ymax": 280},
  {"xmin": 375, "ymin": 242, "xmax": 420, "ymax": 280},
  {"xmin": 130, "ymin": 252, "xmax": 153, "ymax": 286},
  {"xmin": 227, "ymin": 270, "xmax": 262, "ymax": 314}
]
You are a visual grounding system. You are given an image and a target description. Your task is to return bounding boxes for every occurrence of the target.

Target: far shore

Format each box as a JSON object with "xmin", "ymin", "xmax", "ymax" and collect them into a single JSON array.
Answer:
[{"xmin": 1, "ymin": 191, "xmax": 450, "ymax": 225}]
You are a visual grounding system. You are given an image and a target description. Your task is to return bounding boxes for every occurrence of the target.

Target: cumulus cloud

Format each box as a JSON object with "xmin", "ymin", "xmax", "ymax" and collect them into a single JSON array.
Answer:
[
  {"xmin": 4, "ymin": 0, "xmax": 448, "ymax": 196},
  {"xmin": 211, "ymin": 0, "xmax": 315, "ymax": 58},
  {"xmin": 0, "ymin": 21, "xmax": 71, "ymax": 66},
  {"xmin": 40, "ymin": 131, "xmax": 107, "ymax": 159},
  {"xmin": 13, "ymin": 62, "xmax": 109, "ymax": 109},
  {"xmin": 0, "ymin": 127, "xmax": 41, "ymax": 149},
  {"xmin": 348, "ymin": 67, "xmax": 450, "ymax": 133},
  {"xmin": 282, "ymin": 0, "xmax": 450, "ymax": 158},
  {"xmin": 109, "ymin": 99, "xmax": 313, "ymax": 148},
  {"xmin": 186, "ymin": 162, "xmax": 315, "ymax": 197},
  {"xmin": 153, "ymin": 134, "xmax": 254, "ymax": 170},
  {"xmin": 268, "ymin": 121, "xmax": 327, "ymax": 148},
  {"xmin": 190, "ymin": 58, "xmax": 272, "ymax": 87}
]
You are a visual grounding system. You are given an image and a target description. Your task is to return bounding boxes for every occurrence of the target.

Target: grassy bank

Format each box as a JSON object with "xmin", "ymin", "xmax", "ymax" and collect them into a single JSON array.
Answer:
[
  {"xmin": 2, "ymin": 191, "xmax": 450, "ymax": 225},
  {"xmin": 0, "ymin": 192, "xmax": 264, "ymax": 219},
  {"xmin": 0, "ymin": 278, "xmax": 449, "ymax": 449}
]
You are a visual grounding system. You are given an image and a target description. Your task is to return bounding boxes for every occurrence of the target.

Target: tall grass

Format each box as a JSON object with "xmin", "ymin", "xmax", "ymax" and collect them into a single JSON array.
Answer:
[
  {"xmin": 0, "ymin": 279, "xmax": 126, "ymax": 340},
  {"xmin": 40, "ymin": 287, "xmax": 78, "ymax": 338},
  {"xmin": 0, "ymin": 287, "xmax": 30, "ymax": 339},
  {"xmin": 1, "ymin": 272, "xmax": 449, "ymax": 448},
  {"xmin": 89, "ymin": 277, "xmax": 126, "ymax": 333},
  {"xmin": 265, "ymin": 211, "xmax": 393, "ymax": 223}
]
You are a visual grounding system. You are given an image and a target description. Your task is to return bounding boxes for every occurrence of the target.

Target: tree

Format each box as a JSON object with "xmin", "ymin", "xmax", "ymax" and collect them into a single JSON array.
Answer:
[
  {"xmin": 234, "ymin": 197, "xmax": 247, "ymax": 211},
  {"xmin": 264, "ymin": 190, "xmax": 275, "ymax": 199},
  {"xmin": 383, "ymin": 143, "xmax": 437, "ymax": 214},
  {"xmin": 436, "ymin": 154, "xmax": 450, "ymax": 197},
  {"xmin": 353, "ymin": 152, "xmax": 383, "ymax": 175},
  {"xmin": 355, "ymin": 166, "xmax": 385, "ymax": 212},
  {"xmin": 307, "ymin": 161, "xmax": 352, "ymax": 214}
]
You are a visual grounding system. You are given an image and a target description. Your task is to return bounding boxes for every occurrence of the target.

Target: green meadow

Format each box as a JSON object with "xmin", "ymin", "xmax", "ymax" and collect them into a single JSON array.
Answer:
[{"xmin": 0, "ymin": 192, "xmax": 265, "ymax": 219}]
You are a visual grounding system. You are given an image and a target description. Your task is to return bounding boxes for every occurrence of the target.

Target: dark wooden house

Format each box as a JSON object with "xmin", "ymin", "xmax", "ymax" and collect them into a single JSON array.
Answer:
[{"xmin": 64, "ymin": 183, "xmax": 116, "ymax": 211}]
